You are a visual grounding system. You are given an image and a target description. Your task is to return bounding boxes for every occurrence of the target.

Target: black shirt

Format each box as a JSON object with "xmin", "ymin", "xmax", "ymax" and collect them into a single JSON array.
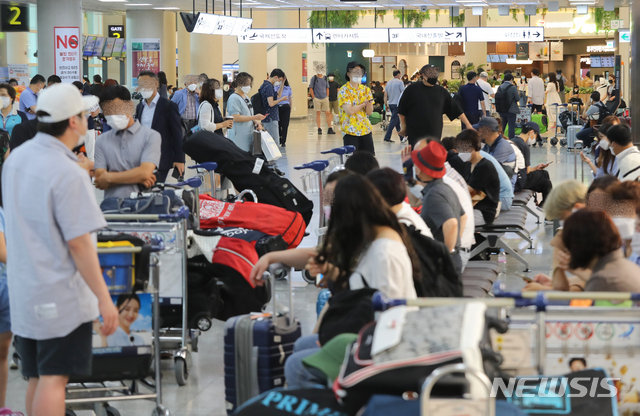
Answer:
[
  {"xmin": 446, "ymin": 150, "xmax": 466, "ymax": 176},
  {"xmin": 328, "ymin": 81, "xmax": 339, "ymax": 101},
  {"xmin": 511, "ymin": 136, "xmax": 530, "ymax": 168},
  {"xmin": 9, "ymin": 118, "xmax": 38, "ymax": 150},
  {"xmin": 463, "ymin": 158, "xmax": 500, "ymax": 224},
  {"xmin": 398, "ymin": 82, "xmax": 463, "ymax": 146}
]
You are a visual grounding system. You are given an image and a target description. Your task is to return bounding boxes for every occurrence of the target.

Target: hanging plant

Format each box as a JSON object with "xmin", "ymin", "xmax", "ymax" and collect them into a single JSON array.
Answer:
[
  {"xmin": 394, "ymin": 9, "xmax": 430, "ymax": 27},
  {"xmin": 435, "ymin": 9, "xmax": 440, "ymax": 22},
  {"xmin": 308, "ymin": 10, "xmax": 361, "ymax": 28},
  {"xmin": 511, "ymin": 8, "xmax": 518, "ymax": 22},
  {"xmin": 541, "ymin": 7, "xmax": 548, "ymax": 20},
  {"xmin": 594, "ymin": 7, "xmax": 619, "ymax": 34},
  {"xmin": 449, "ymin": 10, "xmax": 465, "ymax": 27},
  {"xmin": 486, "ymin": 10, "xmax": 491, "ymax": 21}
]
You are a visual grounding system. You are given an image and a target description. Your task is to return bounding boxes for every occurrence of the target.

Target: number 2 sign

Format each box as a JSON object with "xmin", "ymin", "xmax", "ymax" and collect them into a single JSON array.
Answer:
[{"xmin": 1, "ymin": 4, "xmax": 29, "ymax": 32}]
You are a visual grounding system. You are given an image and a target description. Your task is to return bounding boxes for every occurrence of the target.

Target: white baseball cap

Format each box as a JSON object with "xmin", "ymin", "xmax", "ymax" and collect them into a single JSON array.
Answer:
[{"xmin": 36, "ymin": 83, "xmax": 99, "ymax": 123}]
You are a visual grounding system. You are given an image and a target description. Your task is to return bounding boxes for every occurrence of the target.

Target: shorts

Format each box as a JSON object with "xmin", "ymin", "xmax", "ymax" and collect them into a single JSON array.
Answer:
[
  {"xmin": 329, "ymin": 100, "xmax": 340, "ymax": 114},
  {"xmin": 313, "ymin": 97, "xmax": 330, "ymax": 112},
  {"xmin": 16, "ymin": 321, "xmax": 93, "ymax": 378},
  {"xmin": 0, "ymin": 279, "xmax": 9, "ymax": 334}
]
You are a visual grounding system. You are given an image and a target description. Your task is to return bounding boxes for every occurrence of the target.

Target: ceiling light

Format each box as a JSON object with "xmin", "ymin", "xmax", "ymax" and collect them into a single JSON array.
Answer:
[
  {"xmin": 506, "ymin": 58, "xmax": 532, "ymax": 64},
  {"xmin": 363, "ymin": 49, "xmax": 375, "ymax": 58},
  {"xmin": 154, "ymin": 6, "xmax": 180, "ymax": 9},
  {"xmin": 126, "ymin": 3, "xmax": 152, "ymax": 5},
  {"xmin": 340, "ymin": 0, "xmax": 377, "ymax": 4},
  {"xmin": 99, "ymin": 0, "xmax": 127, "ymax": 2}
]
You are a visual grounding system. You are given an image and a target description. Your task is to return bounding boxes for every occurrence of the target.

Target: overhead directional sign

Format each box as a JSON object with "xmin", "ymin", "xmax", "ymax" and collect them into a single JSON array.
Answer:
[
  {"xmin": 180, "ymin": 12, "xmax": 252, "ymax": 36},
  {"xmin": 311, "ymin": 28, "xmax": 389, "ymax": 44},
  {"xmin": 466, "ymin": 27, "xmax": 544, "ymax": 42},
  {"xmin": 389, "ymin": 28, "xmax": 465, "ymax": 43},
  {"xmin": 238, "ymin": 29, "xmax": 312, "ymax": 44}
]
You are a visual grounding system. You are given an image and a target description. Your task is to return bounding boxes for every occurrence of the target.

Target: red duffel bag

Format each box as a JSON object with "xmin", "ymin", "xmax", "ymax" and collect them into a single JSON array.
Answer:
[{"xmin": 199, "ymin": 195, "xmax": 306, "ymax": 248}]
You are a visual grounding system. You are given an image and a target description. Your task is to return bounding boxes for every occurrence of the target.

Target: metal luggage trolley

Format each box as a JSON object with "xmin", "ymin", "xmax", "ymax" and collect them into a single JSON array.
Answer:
[
  {"xmin": 65, "ymin": 220, "xmax": 170, "ymax": 416},
  {"xmin": 102, "ymin": 199, "xmax": 198, "ymax": 387},
  {"xmin": 321, "ymin": 145, "xmax": 355, "ymax": 172}
]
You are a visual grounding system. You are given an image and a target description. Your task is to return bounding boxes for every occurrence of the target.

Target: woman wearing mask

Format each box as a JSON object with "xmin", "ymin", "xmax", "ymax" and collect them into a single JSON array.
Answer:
[
  {"xmin": 338, "ymin": 61, "xmax": 375, "ymax": 154},
  {"xmin": 545, "ymin": 72, "xmax": 562, "ymax": 130},
  {"xmin": 226, "ymin": 72, "xmax": 266, "ymax": 152},
  {"xmin": 0, "ymin": 83, "xmax": 27, "ymax": 138},
  {"xmin": 580, "ymin": 122, "xmax": 619, "ymax": 178},
  {"xmin": 158, "ymin": 71, "xmax": 169, "ymax": 99},
  {"xmin": 275, "ymin": 75, "xmax": 293, "ymax": 147},
  {"xmin": 198, "ymin": 78, "xmax": 233, "ymax": 136},
  {"xmin": 518, "ymin": 75, "xmax": 528, "ymax": 107},
  {"xmin": 563, "ymin": 210, "xmax": 640, "ymax": 292}
]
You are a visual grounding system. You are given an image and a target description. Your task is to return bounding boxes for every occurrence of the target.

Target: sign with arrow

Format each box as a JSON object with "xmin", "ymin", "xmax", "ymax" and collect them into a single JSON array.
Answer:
[
  {"xmin": 238, "ymin": 29, "xmax": 311, "ymax": 43},
  {"xmin": 311, "ymin": 28, "xmax": 389, "ymax": 44},
  {"xmin": 619, "ymin": 29, "xmax": 630, "ymax": 43},
  {"xmin": 466, "ymin": 27, "xmax": 544, "ymax": 43},
  {"xmin": 389, "ymin": 28, "xmax": 465, "ymax": 43}
]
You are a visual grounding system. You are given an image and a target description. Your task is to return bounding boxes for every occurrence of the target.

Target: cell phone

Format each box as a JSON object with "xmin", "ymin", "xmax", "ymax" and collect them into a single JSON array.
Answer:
[
  {"xmin": 172, "ymin": 168, "xmax": 184, "ymax": 182},
  {"xmin": 515, "ymin": 273, "xmax": 532, "ymax": 283},
  {"xmin": 543, "ymin": 161, "xmax": 554, "ymax": 167}
]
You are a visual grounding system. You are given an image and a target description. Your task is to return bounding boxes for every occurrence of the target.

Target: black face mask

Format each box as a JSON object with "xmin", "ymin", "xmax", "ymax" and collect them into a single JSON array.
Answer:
[
  {"xmin": 609, "ymin": 79, "xmax": 614, "ymax": 84},
  {"xmin": 426, "ymin": 77, "xmax": 438, "ymax": 85}
]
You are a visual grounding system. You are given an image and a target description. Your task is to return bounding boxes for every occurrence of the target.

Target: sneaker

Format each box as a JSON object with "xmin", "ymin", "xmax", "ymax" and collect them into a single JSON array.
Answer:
[
  {"xmin": 317, "ymin": 128, "xmax": 322, "ymax": 134},
  {"xmin": 400, "ymin": 137, "xmax": 408, "ymax": 144},
  {"xmin": 384, "ymin": 139, "xmax": 395, "ymax": 143},
  {"xmin": 280, "ymin": 142, "xmax": 286, "ymax": 147},
  {"xmin": 327, "ymin": 127, "xmax": 336, "ymax": 135}
]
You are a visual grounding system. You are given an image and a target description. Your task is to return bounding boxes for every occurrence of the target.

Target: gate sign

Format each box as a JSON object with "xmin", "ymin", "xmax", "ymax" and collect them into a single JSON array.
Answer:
[
  {"xmin": 311, "ymin": 28, "xmax": 389, "ymax": 44},
  {"xmin": 54, "ymin": 27, "xmax": 81, "ymax": 83},
  {"xmin": 466, "ymin": 27, "xmax": 544, "ymax": 43},
  {"xmin": 238, "ymin": 29, "xmax": 312, "ymax": 44},
  {"xmin": 108, "ymin": 25, "xmax": 124, "ymax": 38},
  {"xmin": 389, "ymin": 28, "xmax": 465, "ymax": 43}
]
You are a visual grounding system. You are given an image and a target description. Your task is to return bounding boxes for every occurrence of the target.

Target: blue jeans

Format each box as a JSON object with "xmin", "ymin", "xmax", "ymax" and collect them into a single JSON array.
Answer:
[
  {"xmin": 384, "ymin": 104, "xmax": 401, "ymax": 141},
  {"xmin": 500, "ymin": 112, "xmax": 517, "ymax": 140},
  {"xmin": 576, "ymin": 126, "xmax": 596, "ymax": 149},
  {"xmin": 519, "ymin": 91, "xmax": 527, "ymax": 107},
  {"xmin": 263, "ymin": 120, "xmax": 279, "ymax": 143},
  {"xmin": 500, "ymin": 196, "xmax": 513, "ymax": 211},
  {"xmin": 284, "ymin": 334, "xmax": 327, "ymax": 389}
]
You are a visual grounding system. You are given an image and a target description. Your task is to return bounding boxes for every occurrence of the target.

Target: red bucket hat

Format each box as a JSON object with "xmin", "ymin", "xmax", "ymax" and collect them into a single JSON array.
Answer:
[{"xmin": 411, "ymin": 141, "xmax": 447, "ymax": 179}]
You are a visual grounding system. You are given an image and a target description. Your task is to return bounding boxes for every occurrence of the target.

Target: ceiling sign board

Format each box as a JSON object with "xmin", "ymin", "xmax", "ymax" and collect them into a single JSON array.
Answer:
[
  {"xmin": 1, "ymin": 4, "xmax": 29, "ymax": 32},
  {"xmin": 238, "ymin": 29, "xmax": 312, "ymax": 43},
  {"xmin": 311, "ymin": 28, "xmax": 389, "ymax": 44},
  {"xmin": 389, "ymin": 28, "xmax": 465, "ymax": 43},
  {"xmin": 108, "ymin": 25, "xmax": 124, "ymax": 38},
  {"xmin": 180, "ymin": 12, "xmax": 252, "ymax": 36},
  {"xmin": 466, "ymin": 27, "xmax": 544, "ymax": 43}
]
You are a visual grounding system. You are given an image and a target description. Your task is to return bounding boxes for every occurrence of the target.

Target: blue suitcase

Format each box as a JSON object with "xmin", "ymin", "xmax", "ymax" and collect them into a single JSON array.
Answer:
[{"xmin": 224, "ymin": 265, "xmax": 302, "ymax": 413}]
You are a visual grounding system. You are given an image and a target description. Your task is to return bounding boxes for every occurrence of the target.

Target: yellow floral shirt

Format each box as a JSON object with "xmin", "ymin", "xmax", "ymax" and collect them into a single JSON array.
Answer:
[{"xmin": 338, "ymin": 82, "xmax": 373, "ymax": 136}]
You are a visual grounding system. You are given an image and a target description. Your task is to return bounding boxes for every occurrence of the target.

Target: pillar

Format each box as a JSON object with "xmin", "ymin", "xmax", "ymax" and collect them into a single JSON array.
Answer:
[
  {"xmin": 177, "ymin": 17, "xmax": 191, "ymax": 85},
  {"xmin": 125, "ymin": 10, "xmax": 174, "ymax": 88},
  {"xmin": 239, "ymin": 10, "xmax": 267, "ymax": 84},
  {"xmin": 37, "ymin": 0, "xmax": 82, "ymax": 77},
  {"xmin": 162, "ymin": 12, "xmax": 177, "ymax": 85},
  {"xmin": 631, "ymin": 2, "xmax": 640, "ymax": 144},
  {"xmin": 464, "ymin": 13, "xmax": 488, "ymax": 72},
  {"xmin": 191, "ymin": 34, "xmax": 223, "ymax": 83},
  {"xmin": 277, "ymin": 11, "xmax": 306, "ymax": 118},
  {"xmin": 103, "ymin": 14, "xmax": 125, "ymax": 84}
]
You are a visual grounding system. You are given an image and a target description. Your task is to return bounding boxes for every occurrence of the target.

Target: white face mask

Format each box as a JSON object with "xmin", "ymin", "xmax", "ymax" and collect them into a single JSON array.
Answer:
[
  {"xmin": 105, "ymin": 115, "xmax": 130, "ymax": 131},
  {"xmin": 139, "ymin": 89, "xmax": 154, "ymax": 99},
  {"xmin": 527, "ymin": 133, "xmax": 537, "ymax": 146},
  {"xmin": 351, "ymin": 76, "xmax": 362, "ymax": 85},
  {"xmin": 612, "ymin": 217, "xmax": 637, "ymax": 240},
  {"xmin": 598, "ymin": 139, "xmax": 610, "ymax": 151},
  {"xmin": 458, "ymin": 152, "xmax": 472, "ymax": 162},
  {"xmin": 75, "ymin": 131, "xmax": 85, "ymax": 148},
  {"xmin": 187, "ymin": 84, "xmax": 197, "ymax": 92},
  {"xmin": 241, "ymin": 86, "xmax": 251, "ymax": 94},
  {"xmin": 0, "ymin": 97, "xmax": 11, "ymax": 109},
  {"xmin": 274, "ymin": 81, "xmax": 281, "ymax": 87},
  {"xmin": 215, "ymin": 89, "xmax": 224, "ymax": 99},
  {"xmin": 631, "ymin": 232, "xmax": 640, "ymax": 255}
]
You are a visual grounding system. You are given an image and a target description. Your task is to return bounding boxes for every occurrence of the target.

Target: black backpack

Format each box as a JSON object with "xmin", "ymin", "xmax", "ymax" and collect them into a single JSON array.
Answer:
[
  {"xmin": 495, "ymin": 83, "xmax": 515, "ymax": 113},
  {"xmin": 250, "ymin": 83, "xmax": 267, "ymax": 116},
  {"xmin": 557, "ymin": 75, "xmax": 565, "ymax": 92},
  {"xmin": 596, "ymin": 102, "xmax": 613, "ymax": 121},
  {"xmin": 403, "ymin": 224, "xmax": 462, "ymax": 297}
]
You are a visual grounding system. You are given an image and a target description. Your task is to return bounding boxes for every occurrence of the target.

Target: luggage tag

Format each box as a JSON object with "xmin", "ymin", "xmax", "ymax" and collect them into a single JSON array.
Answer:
[
  {"xmin": 252, "ymin": 158, "xmax": 264, "ymax": 175},
  {"xmin": 371, "ymin": 306, "xmax": 408, "ymax": 356}
]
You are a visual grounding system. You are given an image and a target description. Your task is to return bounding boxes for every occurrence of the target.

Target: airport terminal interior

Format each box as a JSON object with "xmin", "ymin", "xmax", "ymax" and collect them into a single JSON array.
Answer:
[{"xmin": 0, "ymin": 0, "xmax": 639, "ymax": 415}]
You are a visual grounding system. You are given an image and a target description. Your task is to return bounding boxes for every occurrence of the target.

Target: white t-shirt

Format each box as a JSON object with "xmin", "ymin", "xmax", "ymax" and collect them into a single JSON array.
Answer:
[
  {"xmin": 397, "ymin": 202, "xmax": 434, "ymax": 239},
  {"xmin": 442, "ymin": 176, "xmax": 475, "ymax": 249},
  {"xmin": 349, "ymin": 238, "xmax": 417, "ymax": 299},
  {"xmin": 477, "ymin": 78, "xmax": 493, "ymax": 112}
]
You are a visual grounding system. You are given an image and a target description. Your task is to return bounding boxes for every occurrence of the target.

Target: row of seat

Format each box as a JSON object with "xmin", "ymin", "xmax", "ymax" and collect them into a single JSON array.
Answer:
[{"xmin": 462, "ymin": 190, "xmax": 539, "ymax": 297}]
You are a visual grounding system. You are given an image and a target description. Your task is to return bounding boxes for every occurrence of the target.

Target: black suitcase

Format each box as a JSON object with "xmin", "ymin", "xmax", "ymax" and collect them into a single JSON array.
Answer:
[{"xmin": 183, "ymin": 131, "xmax": 313, "ymax": 225}]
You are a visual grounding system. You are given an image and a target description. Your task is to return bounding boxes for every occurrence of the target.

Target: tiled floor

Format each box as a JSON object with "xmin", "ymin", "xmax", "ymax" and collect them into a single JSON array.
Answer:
[{"xmin": 4, "ymin": 112, "xmax": 590, "ymax": 415}]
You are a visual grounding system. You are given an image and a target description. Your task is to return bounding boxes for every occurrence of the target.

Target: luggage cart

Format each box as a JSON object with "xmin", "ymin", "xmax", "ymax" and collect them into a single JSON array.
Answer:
[
  {"xmin": 548, "ymin": 103, "xmax": 568, "ymax": 146},
  {"xmin": 321, "ymin": 145, "xmax": 355, "ymax": 172},
  {"xmin": 103, "ymin": 206, "xmax": 197, "ymax": 386},
  {"xmin": 64, "ymin": 236, "xmax": 170, "ymax": 416}
]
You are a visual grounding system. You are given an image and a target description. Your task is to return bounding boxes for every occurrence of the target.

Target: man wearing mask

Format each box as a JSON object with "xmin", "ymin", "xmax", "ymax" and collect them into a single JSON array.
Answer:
[
  {"xmin": 171, "ymin": 74, "xmax": 200, "ymax": 129},
  {"xmin": 605, "ymin": 73, "xmax": 620, "ymax": 114},
  {"xmin": 606, "ymin": 124, "xmax": 640, "ymax": 182},
  {"xmin": 477, "ymin": 117, "xmax": 517, "ymax": 188},
  {"xmin": 19, "ymin": 74, "xmax": 45, "ymax": 120},
  {"xmin": 259, "ymin": 69, "xmax": 286, "ymax": 144},
  {"xmin": 327, "ymin": 73, "xmax": 340, "ymax": 122},
  {"xmin": 383, "ymin": 70, "xmax": 405, "ymax": 143},
  {"xmin": 513, "ymin": 123, "xmax": 553, "ymax": 207},
  {"xmin": 135, "ymin": 71, "xmax": 185, "ymax": 182},
  {"xmin": 495, "ymin": 74, "xmax": 520, "ymax": 139},
  {"xmin": 398, "ymin": 65, "xmax": 473, "ymax": 148},
  {"xmin": 527, "ymin": 68, "xmax": 545, "ymax": 114},
  {"xmin": 309, "ymin": 65, "xmax": 335, "ymax": 135},
  {"xmin": 94, "ymin": 85, "xmax": 160, "ymax": 198},
  {"xmin": 556, "ymin": 69, "xmax": 567, "ymax": 103}
]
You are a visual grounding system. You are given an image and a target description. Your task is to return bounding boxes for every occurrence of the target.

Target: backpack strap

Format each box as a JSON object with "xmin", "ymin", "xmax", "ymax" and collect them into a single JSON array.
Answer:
[{"xmin": 623, "ymin": 164, "xmax": 640, "ymax": 179}]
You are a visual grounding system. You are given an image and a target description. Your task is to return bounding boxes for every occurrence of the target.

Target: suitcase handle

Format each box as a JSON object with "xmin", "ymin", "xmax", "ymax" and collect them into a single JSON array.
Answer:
[
  {"xmin": 188, "ymin": 162, "xmax": 218, "ymax": 172},
  {"xmin": 264, "ymin": 263, "xmax": 296, "ymax": 325}
]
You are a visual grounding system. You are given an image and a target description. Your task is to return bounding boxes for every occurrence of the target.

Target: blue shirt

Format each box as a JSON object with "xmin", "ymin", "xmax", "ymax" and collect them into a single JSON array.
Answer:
[
  {"xmin": 260, "ymin": 80, "xmax": 279, "ymax": 123},
  {"xmin": 480, "ymin": 151, "xmax": 514, "ymax": 199},
  {"xmin": 0, "ymin": 208, "xmax": 6, "ymax": 282},
  {"xmin": 19, "ymin": 87, "xmax": 37, "ymax": 120},
  {"xmin": 385, "ymin": 78, "xmax": 405, "ymax": 106},
  {"xmin": 171, "ymin": 88, "xmax": 199, "ymax": 117},
  {"xmin": 483, "ymin": 135, "xmax": 516, "ymax": 166},
  {"xmin": 227, "ymin": 93, "xmax": 254, "ymax": 153},
  {"xmin": 275, "ymin": 85, "xmax": 292, "ymax": 106},
  {"xmin": 459, "ymin": 82, "xmax": 485, "ymax": 115},
  {"xmin": 0, "ymin": 109, "xmax": 23, "ymax": 136}
]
